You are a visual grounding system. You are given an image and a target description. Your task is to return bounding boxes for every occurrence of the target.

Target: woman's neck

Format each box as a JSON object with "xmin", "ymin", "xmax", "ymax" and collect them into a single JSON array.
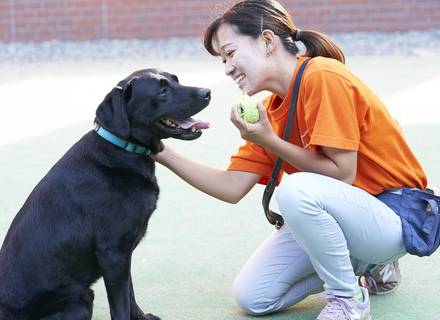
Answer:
[{"xmin": 267, "ymin": 53, "xmax": 299, "ymax": 100}]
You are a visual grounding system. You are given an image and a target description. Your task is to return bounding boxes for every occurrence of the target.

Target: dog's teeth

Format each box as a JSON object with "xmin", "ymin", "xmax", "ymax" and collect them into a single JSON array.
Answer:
[
  {"xmin": 161, "ymin": 119, "xmax": 201, "ymax": 133},
  {"xmin": 163, "ymin": 119, "xmax": 176, "ymax": 127}
]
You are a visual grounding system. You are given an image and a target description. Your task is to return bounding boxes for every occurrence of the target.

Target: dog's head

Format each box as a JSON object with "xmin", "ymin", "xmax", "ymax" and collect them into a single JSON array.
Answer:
[{"xmin": 95, "ymin": 68, "xmax": 211, "ymax": 154}]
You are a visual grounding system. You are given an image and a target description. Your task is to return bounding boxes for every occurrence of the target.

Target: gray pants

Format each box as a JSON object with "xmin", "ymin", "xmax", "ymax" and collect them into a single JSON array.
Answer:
[{"xmin": 233, "ymin": 172, "xmax": 406, "ymax": 315}]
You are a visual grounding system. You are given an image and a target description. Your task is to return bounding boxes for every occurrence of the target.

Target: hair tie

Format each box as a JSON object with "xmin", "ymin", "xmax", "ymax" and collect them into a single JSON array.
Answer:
[{"xmin": 295, "ymin": 28, "xmax": 301, "ymax": 41}]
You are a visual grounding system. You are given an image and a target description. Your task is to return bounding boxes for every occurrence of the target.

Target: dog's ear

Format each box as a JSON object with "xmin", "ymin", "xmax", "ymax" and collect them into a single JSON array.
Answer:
[
  {"xmin": 95, "ymin": 86, "xmax": 130, "ymax": 139},
  {"xmin": 123, "ymin": 79, "xmax": 134, "ymax": 104}
]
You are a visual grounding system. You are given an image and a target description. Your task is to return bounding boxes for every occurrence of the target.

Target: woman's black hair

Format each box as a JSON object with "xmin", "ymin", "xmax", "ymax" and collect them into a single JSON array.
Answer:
[{"xmin": 203, "ymin": 0, "xmax": 345, "ymax": 64}]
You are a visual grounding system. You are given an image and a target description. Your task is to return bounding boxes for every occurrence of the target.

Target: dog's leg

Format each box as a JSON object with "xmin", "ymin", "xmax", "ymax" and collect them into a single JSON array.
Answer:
[
  {"xmin": 95, "ymin": 250, "xmax": 133, "ymax": 319},
  {"xmin": 95, "ymin": 251, "xmax": 161, "ymax": 320},
  {"xmin": 17, "ymin": 285, "xmax": 94, "ymax": 320},
  {"xmin": 129, "ymin": 276, "xmax": 161, "ymax": 320},
  {"xmin": 39, "ymin": 302, "xmax": 93, "ymax": 320}
]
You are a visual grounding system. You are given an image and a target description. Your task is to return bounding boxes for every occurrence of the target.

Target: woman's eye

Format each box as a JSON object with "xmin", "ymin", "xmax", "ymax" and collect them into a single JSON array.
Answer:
[{"xmin": 222, "ymin": 51, "xmax": 234, "ymax": 64}]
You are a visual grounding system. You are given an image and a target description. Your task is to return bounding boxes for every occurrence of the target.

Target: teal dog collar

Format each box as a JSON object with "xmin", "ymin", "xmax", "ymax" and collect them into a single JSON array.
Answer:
[{"xmin": 94, "ymin": 123, "xmax": 151, "ymax": 155}]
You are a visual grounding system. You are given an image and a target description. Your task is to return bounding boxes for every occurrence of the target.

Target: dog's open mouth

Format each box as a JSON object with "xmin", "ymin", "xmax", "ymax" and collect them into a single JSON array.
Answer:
[{"xmin": 158, "ymin": 117, "xmax": 210, "ymax": 140}]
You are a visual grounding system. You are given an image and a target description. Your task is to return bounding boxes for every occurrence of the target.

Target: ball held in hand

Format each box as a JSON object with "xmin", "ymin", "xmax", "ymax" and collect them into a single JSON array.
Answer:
[{"xmin": 236, "ymin": 93, "xmax": 260, "ymax": 123}]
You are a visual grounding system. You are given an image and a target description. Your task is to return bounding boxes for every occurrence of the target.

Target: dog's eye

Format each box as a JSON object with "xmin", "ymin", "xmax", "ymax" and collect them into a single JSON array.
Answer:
[{"xmin": 158, "ymin": 79, "xmax": 169, "ymax": 95}]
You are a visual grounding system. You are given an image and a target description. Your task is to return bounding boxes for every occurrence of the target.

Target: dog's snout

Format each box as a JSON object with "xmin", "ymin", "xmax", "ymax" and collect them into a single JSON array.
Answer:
[{"xmin": 199, "ymin": 88, "xmax": 211, "ymax": 101}]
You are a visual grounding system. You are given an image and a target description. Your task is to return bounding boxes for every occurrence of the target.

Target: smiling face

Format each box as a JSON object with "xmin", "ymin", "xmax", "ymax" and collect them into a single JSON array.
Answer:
[{"xmin": 215, "ymin": 23, "xmax": 269, "ymax": 96}]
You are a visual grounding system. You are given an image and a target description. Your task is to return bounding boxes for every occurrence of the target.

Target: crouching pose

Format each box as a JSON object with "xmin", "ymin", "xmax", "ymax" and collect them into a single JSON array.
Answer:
[{"xmin": 154, "ymin": 1, "xmax": 428, "ymax": 319}]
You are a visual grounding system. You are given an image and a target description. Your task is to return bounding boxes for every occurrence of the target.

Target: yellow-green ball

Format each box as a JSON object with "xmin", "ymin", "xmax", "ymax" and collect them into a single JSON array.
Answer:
[{"xmin": 237, "ymin": 93, "xmax": 260, "ymax": 123}]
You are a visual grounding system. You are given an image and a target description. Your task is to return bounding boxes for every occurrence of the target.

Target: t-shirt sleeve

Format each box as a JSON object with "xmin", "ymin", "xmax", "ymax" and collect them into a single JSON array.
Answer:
[
  {"xmin": 228, "ymin": 142, "xmax": 284, "ymax": 185},
  {"xmin": 227, "ymin": 140, "xmax": 276, "ymax": 175},
  {"xmin": 303, "ymin": 69, "xmax": 369, "ymax": 151}
]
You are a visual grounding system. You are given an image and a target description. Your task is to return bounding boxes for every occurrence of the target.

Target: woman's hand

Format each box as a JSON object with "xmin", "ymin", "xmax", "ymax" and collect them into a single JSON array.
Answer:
[
  {"xmin": 230, "ymin": 101, "xmax": 279, "ymax": 149},
  {"xmin": 150, "ymin": 142, "xmax": 169, "ymax": 164},
  {"xmin": 230, "ymin": 100, "xmax": 357, "ymax": 185}
]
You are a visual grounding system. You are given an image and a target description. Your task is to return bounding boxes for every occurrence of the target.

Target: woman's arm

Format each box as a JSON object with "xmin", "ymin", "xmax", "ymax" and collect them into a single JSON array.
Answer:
[
  {"xmin": 153, "ymin": 144, "xmax": 262, "ymax": 204},
  {"xmin": 231, "ymin": 102, "xmax": 358, "ymax": 185},
  {"xmin": 268, "ymin": 141, "xmax": 357, "ymax": 184}
]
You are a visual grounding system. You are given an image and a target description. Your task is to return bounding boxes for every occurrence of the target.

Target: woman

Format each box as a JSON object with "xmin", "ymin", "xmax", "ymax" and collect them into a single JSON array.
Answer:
[{"xmin": 154, "ymin": 0, "xmax": 428, "ymax": 319}]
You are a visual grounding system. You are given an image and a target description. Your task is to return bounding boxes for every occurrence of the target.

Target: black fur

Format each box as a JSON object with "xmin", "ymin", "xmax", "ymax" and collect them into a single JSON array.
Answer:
[{"xmin": 0, "ymin": 69, "xmax": 211, "ymax": 320}]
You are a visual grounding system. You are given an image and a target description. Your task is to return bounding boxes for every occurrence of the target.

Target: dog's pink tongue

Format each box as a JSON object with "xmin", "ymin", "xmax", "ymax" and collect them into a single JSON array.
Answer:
[{"xmin": 170, "ymin": 118, "xmax": 211, "ymax": 130}]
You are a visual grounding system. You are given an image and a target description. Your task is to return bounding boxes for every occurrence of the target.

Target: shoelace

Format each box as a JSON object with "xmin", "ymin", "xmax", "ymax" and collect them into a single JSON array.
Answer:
[
  {"xmin": 313, "ymin": 294, "xmax": 356, "ymax": 319},
  {"xmin": 360, "ymin": 272, "xmax": 379, "ymax": 293}
]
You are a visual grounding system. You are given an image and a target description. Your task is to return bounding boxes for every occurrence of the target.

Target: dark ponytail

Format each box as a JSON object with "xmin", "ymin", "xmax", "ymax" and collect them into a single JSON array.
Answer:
[
  {"xmin": 203, "ymin": 0, "xmax": 345, "ymax": 64},
  {"xmin": 297, "ymin": 29, "xmax": 345, "ymax": 64}
]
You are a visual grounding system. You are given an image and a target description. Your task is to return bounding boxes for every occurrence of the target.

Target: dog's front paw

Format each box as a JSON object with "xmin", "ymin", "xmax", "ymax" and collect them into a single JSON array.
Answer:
[
  {"xmin": 143, "ymin": 313, "xmax": 161, "ymax": 320},
  {"xmin": 131, "ymin": 312, "xmax": 161, "ymax": 320}
]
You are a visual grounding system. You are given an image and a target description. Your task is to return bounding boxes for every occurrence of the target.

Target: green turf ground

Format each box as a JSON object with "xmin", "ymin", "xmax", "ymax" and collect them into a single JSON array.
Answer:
[{"xmin": 0, "ymin": 54, "xmax": 439, "ymax": 319}]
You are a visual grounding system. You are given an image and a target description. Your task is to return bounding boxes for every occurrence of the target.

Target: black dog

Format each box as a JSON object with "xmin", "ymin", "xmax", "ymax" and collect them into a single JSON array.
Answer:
[{"xmin": 0, "ymin": 69, "xmax": 211, "ymax": 320}]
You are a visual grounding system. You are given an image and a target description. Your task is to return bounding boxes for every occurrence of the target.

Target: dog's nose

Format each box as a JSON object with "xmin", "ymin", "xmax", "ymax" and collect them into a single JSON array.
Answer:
[{"xmin": 199, "ymin": 88, "xmax": 211, "ymax": 101}]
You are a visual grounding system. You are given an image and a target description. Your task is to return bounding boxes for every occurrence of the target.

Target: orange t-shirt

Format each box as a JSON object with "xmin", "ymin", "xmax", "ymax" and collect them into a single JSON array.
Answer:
[{"xmin": 227, "ymin": 56, "xmax": 427, "ymax": 195}]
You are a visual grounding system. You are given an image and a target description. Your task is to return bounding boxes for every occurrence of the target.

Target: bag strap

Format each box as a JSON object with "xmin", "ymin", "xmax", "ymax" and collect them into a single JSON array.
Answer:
[{"xmin": 262, "ymin": 58, "xmax": 311, "ymax": 229}]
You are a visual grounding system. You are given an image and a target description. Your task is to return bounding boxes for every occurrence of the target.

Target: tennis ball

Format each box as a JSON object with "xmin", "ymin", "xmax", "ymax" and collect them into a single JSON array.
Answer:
[{"xmin": 237, "ymin": 93, "xmax": 260, "ymax": 123}]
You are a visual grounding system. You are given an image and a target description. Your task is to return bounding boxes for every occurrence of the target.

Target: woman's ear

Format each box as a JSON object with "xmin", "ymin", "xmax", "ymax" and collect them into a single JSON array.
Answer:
[{"xmin": 261, "ymin": 29, "xmax": 276, "ymax": 54}]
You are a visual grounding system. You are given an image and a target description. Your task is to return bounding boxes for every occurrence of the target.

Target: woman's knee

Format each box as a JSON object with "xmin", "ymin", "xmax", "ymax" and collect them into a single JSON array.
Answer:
[{"xmin": 232, "ymin": 277, "xmax": 268, "ymax": 316}]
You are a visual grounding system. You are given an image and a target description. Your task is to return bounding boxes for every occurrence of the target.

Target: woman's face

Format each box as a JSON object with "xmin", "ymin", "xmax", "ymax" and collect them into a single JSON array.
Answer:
[{"xmin": 215, "ymin": 23, "xmax": 269, "ymax": 96}]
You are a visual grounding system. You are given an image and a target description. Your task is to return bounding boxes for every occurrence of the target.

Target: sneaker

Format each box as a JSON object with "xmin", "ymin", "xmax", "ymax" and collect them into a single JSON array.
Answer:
[
  {"xmin": 358, "ymin": 260, "xmax": 401, "ymax": 295},
  {"xmin": 314, "ymin": 287, "xmax": 371, "ymax": 320}
]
